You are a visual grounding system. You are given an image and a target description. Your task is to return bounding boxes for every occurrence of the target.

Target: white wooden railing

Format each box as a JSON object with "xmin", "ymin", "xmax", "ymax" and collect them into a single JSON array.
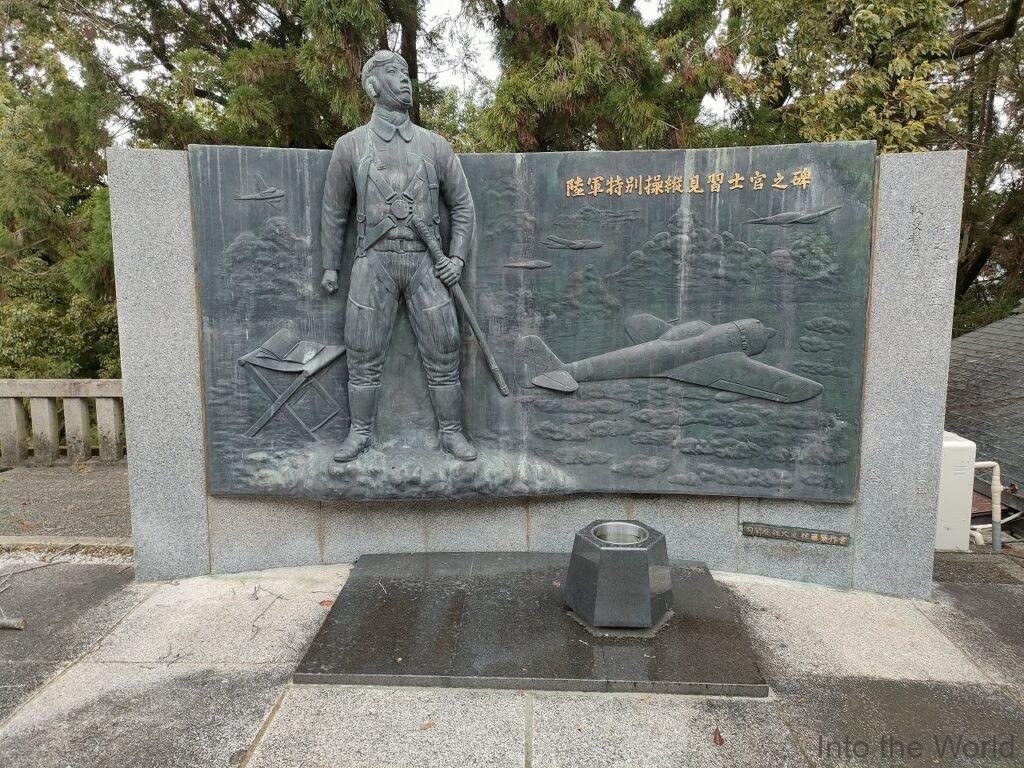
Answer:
[{"xmin": 0, "ymin": 379, "xmax": 125, "ymax": 466}]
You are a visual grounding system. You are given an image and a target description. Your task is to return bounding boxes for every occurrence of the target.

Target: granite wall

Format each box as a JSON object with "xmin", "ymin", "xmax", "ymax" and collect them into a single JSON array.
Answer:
[{"xmin": 107, "ymin": 148, "xmax": 966, "ymax": 598}]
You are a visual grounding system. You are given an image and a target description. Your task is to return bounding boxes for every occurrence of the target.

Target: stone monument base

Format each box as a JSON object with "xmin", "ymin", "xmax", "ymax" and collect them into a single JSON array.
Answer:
[{"xmin": 294, "ymin": 552, "xmax": 768, "ymax": 697}]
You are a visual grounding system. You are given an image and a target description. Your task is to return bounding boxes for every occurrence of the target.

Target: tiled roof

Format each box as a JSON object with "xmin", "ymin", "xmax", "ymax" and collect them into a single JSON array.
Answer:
[{"xmin": 945, "ymin": 312, "xmax": 1024, "ymax": 500}]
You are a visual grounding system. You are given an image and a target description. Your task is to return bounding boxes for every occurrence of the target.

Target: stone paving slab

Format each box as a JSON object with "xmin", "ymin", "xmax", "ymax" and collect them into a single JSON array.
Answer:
[
  {"xmin": 245, "ymin": 685, "xmax": 527, "ymax": 768},
  {"xmin": 0, "ymin": 661, "xmax": 289, "ymax": 768},
  {"xmin": 0, "ymin": 563, "xmax": 149, "ymax": 662},
  {"xmin": 0, "ymin": 557, "xmax": 1021, "ymax": 767},
  {"xmin": 0, "ymin": 464, "xmax": 130, "ymax": 538},
  {"xmin": 90, "ymin": 565, "xmax": 351, "ymax": 665},
  {"xmin": 916, "ymin": 583, "xmax": 1024, "ymax": 688},
  {"xmin": 720, "ymin": 575, "xmax": 983, "ymax": 683},
  {"xmin": 530, "ymin": 690, "xmax": 802, "ymax": 768},
  {"xmin": 774, "ymin": 676, "xmax": 1024, "ymax": 767}
]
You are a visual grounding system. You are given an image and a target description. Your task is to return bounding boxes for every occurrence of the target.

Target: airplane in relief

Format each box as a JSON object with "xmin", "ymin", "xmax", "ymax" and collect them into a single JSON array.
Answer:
[
  {"xmin": 235, "ymin": 174, "xmax": 286, "ymax": 208},
  {"xmin": 504, "ymin": 259, "xmax": 553, "ymax": 270},
  {"xmin": 541, "ymin": 234, "xmax": 604, "ymax": 250},
  {"xmin": 516, "ymin": 314, "xmax": 823, "ymax": 404},
  {"xmin": 744, "ymin": 205, "xmax": 841, "ymax": 226}
]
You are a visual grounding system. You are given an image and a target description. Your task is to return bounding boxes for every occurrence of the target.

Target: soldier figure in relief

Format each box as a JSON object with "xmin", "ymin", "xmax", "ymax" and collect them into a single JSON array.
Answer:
[{"xmin": 321, "ymin": 50, "xmax": 477, "ymax": 462}]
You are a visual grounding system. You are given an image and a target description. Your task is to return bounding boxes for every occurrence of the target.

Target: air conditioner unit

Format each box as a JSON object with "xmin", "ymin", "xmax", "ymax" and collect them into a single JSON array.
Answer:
[{"xmin": 935, "ymin": 431, "xmax": 977, "ymax": 551}]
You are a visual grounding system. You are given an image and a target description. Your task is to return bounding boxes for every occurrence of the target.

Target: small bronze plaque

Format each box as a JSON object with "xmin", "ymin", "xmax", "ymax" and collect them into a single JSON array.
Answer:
[{"xmin": 741, "ymin": 522, "xmax": 851, "ymax": 546}]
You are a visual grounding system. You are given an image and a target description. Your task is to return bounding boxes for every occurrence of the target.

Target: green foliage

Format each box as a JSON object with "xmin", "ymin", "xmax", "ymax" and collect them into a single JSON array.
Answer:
[
  {"xmin": 1, "ymin": 0, "xmax": 1023, "ymax": 379},
  {"xmin": 940, "ymin": 1, "xmax": 1024, "ymax": 332},
  {"xmin": 465, "ymin": 0, "xmax": 960, "ymax": 153},
  {"xmin": 420, "ymin": 85, "xmax": 491, "ymax": 152},
  {"xmin": 0, "ymin": 258, "xmax": 120, "ymax": 378},
  {"xmin": 468, "ymin": 0, "xmax": 673, "ymax": 151},
  {"xmin": 0, "ymin": 3, "xmax": 119, "ymax": 379},
  {"xmin": 953, "ymin": 278, "xmax": 1024, "ymax": 337},
  {"xmin": 734, "ymin": 0, "xmax": 956, "ymax": 152},
  {"xmin": 61, "ymin": 188, "xmax": 115, "ymax": 301}
]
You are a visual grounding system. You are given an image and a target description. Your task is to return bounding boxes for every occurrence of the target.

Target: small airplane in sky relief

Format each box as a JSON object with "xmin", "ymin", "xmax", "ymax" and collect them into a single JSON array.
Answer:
[
  {"xmin": 542, "ymin": 234, "xmax": 604, "ymax": 250},
  {"xmin": 235, "ymin": 174, "xmax": 286, "ymax": 208},
  {"xmin": 516, "ymin": 314, "xmax": 823, "ymax": 404},
  {"xmin": 745, "ymin": 205, "xmax": 841, "ymax": 226}
]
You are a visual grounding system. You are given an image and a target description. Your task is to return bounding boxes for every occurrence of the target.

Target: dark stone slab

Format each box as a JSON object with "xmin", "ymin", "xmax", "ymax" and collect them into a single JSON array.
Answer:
[
  {"xmin": 294, "ymin": 552, "xmax": 768, "ymax": 696},
  {"xmin": 775, "ymin": 676, "xmax": 1024, "ymax": 766},
  {"xmin": 0, "ymin": 563, "xmax": 138, "ymax": 662},
  {"xmin": 191, "ymin": 141, "xmax": 875, "ymax": 503}
]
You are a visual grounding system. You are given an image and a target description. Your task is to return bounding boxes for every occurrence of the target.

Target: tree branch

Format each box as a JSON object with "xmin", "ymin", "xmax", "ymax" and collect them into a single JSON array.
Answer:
[
  {"xmin": 493, "ymin": 0, "xmax": 512, "ymax": 30},
  {"xmin": 957, "ymin": 185, "xmax": 1024, "ymax": 296},
  {"xmin": 950, "ymin": 0, "xmax": 1023, "ymax": 58}
]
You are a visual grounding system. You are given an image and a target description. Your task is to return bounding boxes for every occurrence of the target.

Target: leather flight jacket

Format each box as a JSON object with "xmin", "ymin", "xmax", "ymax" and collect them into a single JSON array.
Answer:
[
  {"xmin": 355, "ymin": 139, "xmax": 440, "ymax": 258},
  {"xmin": 319, "ymin": 110, "xmax": 474, "ymax": 273}
]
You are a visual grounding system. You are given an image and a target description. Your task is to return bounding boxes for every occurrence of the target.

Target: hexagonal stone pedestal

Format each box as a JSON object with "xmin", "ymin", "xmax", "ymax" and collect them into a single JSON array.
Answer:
[{"xmin": 564, "ymin": 520, "xmax": 673, "ymax": 629}]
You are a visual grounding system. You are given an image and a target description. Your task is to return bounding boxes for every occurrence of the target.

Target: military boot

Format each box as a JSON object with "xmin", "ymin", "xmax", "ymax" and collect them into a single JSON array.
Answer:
[
  {"xmin": 334, "ymin": 384, "xmax": 379, "ymax": 462},
  {"xmin": 428, "ymin": 383, "xmax": 478, "ymax": 461}
]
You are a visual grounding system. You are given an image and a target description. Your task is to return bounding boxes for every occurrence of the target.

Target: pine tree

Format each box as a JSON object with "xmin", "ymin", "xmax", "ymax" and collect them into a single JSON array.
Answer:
[
  {"xmin": 0, "ymin": 2, "xmax": 121, "ymax": 377},
  {"xmin": 2, "ymin": 0, "xmax": 1024, "ymax": 378}
]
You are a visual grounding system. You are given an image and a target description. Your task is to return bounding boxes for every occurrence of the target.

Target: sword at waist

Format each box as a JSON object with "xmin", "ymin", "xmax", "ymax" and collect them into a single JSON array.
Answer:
[{"xmin": 408, "ymin": 215, "xmax": 510, "ymax": 397}]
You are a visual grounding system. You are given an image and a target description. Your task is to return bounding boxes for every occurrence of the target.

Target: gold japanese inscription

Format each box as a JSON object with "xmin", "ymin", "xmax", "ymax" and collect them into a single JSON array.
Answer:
[{"xmin": 564, "ymin": 167, "xmax": 813, "ymax": 197}]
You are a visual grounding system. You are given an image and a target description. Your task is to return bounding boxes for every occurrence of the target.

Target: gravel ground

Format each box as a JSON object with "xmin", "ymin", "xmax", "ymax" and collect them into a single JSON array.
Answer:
[{"xmin": 0, "ymin": 463, "xmax": 130, "ymax": 538}]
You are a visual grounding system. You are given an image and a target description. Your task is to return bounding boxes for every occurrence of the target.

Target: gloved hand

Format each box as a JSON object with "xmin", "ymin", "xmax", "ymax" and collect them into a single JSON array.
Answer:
[
  {"xmin": 435, "ymin": 256, "xmax": 463, "ymax": 287},
  {"xmin": 321, "ymin": 269, "xmax": 339, "ymax": 294}
]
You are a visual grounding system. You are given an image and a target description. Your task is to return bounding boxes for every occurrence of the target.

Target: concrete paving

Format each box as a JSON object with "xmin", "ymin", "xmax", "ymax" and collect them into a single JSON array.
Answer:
[
  {"xmin": 89, "ymin": 565, "xmax": 350, "ymax": 665},
  {"xmin": 721, "ymin": 574, "xmax": 983, "ymax": 683},
  {"xmin": 775, "ymin": 677, "xmax": 1024, "ymax": 767},
  {"xmin": 0, "ymin": 550, "xmax": 1023, "ymax": 767},
  {"xmin": 0, "ymin": 563, "xmax": 147, "ymax": 663},
  {"xmin": 247, "ymin": 685, "xmax": 528, "ymax": 768},
  {"xmin": 0, "ymin": 662, "xmax": 290, "ymax": 767},
  {"xmin": 529, "ymin": 691, "xmax": 800, "ymax": 768}
]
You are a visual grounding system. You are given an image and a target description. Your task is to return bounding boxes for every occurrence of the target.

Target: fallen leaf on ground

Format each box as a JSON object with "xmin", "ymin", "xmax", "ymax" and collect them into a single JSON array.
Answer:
[
  {"xmin": 639, "ymin": 695, "xmax": 651, "ymax": 701},
  {"xmin": 713, "ymin": 727, "xmax": 725, "ymax": 746},
  {"xmin": 419, "ymin": 722, "xmax": 435, "ymax": 731},
  {"xmin": 319, "ymin": 600, "xmax": 334, "ymax": 607}
]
